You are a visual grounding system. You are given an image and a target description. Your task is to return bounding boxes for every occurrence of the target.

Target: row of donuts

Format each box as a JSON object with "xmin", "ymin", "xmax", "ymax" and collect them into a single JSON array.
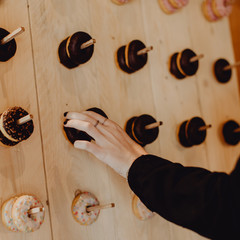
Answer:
[{"xmin": 112, "ymin": 0, "xmax": 233, "ymax": 22}]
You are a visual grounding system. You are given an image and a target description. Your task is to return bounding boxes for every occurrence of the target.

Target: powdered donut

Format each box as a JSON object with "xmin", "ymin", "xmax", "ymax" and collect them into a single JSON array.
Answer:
[
  {"xmin": 212, "ymin": 0, "xmax": 233, "ymax": 18},
  {"xmin": 12, "ymin": 195, "xmax": 45, "ymax": 232},
  {"xmin": 71, "ymin": 191, "xmax": 100, "ymax": 226},
  {"xmin": 158, "ymin": 0, "xmax": 177, "ymax": 14},
  {"xmin": 1, "ymin": 197, "xmax": 19, "ymax": 232},
  {"xmin": 132, "ymin": 195, "xmax": 154, "ymax": 220}
]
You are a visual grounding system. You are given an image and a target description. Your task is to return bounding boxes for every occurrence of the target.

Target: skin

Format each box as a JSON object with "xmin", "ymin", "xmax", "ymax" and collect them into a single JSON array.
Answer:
[{"xmin": 64, "ymin": 111, "xmax": 147, "ymax": 178}]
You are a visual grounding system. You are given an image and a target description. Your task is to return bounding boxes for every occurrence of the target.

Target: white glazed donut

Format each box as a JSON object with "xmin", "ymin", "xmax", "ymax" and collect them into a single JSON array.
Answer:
[
  {"xmin": 11, "ymin": 195, "xmax": 45, "ymax": 232},
  {"xmin": 212, "ymin": 0, "xmax": 233, "ymax": 17},
  {"xmin": 72, "ymin": 191, "xmax": 100, "ymax": 226},
  {"xmin": 1, "ymin": 197, "xmax": 19, "ymax": 232},
  {"xmin": 132, "ymin": 195, "xmax": 154, "ymax": 220}
]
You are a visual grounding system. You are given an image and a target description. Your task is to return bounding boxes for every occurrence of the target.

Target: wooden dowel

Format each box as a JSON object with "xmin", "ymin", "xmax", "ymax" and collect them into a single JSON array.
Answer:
[
  {"xmin": 224, "ymin": 61, "xmax": 240, "ymax": 71},
  {"xmin": 137, "ymin": 46, "xmax": 153, "ymax": 56},
  {"xmin": 234, "ymin": 127, "xmax": 240, "ymax": 133},
  {"xmin": 0, "ymin": 27, "xmax": 25, "ymax": 45},
  {"xmin": 28, "ymin": 207, "xmax": 44, "ymax": 215},
  {"xmin": 80, "ymin": 39, "xmax": 96, "ymax": 50},
  {"xmin": 145, "ymin": 121, "xmax": 163, "ymax": 130},
  {"xmin": 86, "ymin": 203, "xmax": 115, "ymax": 212},
  {"xmin": 198, "ymin": 124, "xmax": 212, "ymax": 131},
  {"xmin": 17, "ymin": 114, "xmax": 33, "ymax": 125},
  {"xmin": 190, "ymin": 54, "xmax": 204, "ymax": 63}
]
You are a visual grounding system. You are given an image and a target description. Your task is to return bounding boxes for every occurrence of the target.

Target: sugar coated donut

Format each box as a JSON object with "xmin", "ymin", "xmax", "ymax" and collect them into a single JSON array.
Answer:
[
  {"xmin": 212, "ymin": 0, "xmax": 233, "ymax": 18},
  {"xmin": 132, "ymin": 195, "xmax": 154, "ymax": 220},
  {"xmin": 202, "ymin": 0, "xmax": 220, "ymax": 22},
  {"xmin": 12, "ymin": 195, "xmax": 45, "ymax": 232},
  {"xmin": 72, "ymin": 191, "xmax": 100, "ymax": 226},
  {"xmin": 1, "ymin": 197, "xmax": 19, "ymax": 232},
  {"xmin": 158, "ymin": 0, "xmax": 177, "ymax": 14}
]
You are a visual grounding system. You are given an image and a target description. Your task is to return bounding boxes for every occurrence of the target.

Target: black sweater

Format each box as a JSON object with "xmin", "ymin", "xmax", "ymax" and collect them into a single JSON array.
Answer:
[{"xmin": 128, "ymin": 155, "xmax": 240, "ymax": 240}]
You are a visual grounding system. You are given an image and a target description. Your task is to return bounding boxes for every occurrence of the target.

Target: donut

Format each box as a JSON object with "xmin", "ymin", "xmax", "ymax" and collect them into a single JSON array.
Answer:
[
  {"xmin": 177, "ymin": 49, "xmax": 199, "ymax": 76},
  {"xmin": 115, "ymin": 46, "xmax": 135, "ymax": 74},
  {"xmin": 158, "ymin": 0, "xmax": 177, "ymax": 14},
  {"xmin": 63, "ymin": 107, "xmax": 108, "ymax": 144},
  {"xmin": 12, "ymin": 195, "xmax": 45, "ymax": 232},
  {"xmin": 169, "ymin": 0, "xmax": 188, "ymax": 8},
  {"xmin": 111, "ymin": 0, "xmax": 130, "ymax": 5},
  {"xmin": 222, "ymin": 120, "xmax": 240, "ymax": 145},
  {"xmin": 125, "ymin": 40, "xmax": 148, "ymax": 71},
  {"xmin": 169, "ymin": 52, "xmax": 186, "ymax": 80},
  {"xmin": 0, "ymin": 107, "xmax": 34, "ymax": 143},
  {"xmin": 178, "ymin": 120, "xmax": 193, "ymax": 147},
  {"xmin": 186, "ymin": 117, "xmax": 207, "ymax": 146},
  {"xmin": 214, "ymin": 58, "xmax": 232, "ymax": 83},
  {"xmin": 202, "ymin": 0, "xmax": 220, "ymax": 22},
  {"xmin": 0, "ymin": 28, "xmax": 17, "ymax": 62},
  {"xmin": 58, "ymin": 38, "xmax": 79, "ymax": 69},
  {"xmin": 125, "ymin": 114, "xmax": 159, "ymax": 147},
  {"xmin": 132, "ymin": 195, "xmax": 154, "ymax": 221},
  {"xmin": 66, "ymin": 32, "xmax": 94, "ymax": 65},
  {"xmin": 71, "ymin": 191, "xmax": 100, "ymax": 226},
  {"xmin": 212, "ymin": 0, "xmax": 233, "ymax": 18},
  {"xmin": 1, "ymin": 197, "xmax": 19, "ymax": 232}
]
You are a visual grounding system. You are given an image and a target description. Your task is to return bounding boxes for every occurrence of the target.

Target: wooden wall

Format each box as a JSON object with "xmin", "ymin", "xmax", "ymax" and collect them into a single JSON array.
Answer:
[{"xmin": 0, "ymin": 0, "xmax": 239, "ymax": 239}]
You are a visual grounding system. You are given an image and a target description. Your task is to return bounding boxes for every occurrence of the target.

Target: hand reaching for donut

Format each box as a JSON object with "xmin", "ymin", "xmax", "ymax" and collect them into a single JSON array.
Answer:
[{"xmin": 64, "ymin": 111, "xmax": 147, "ymax": 178}]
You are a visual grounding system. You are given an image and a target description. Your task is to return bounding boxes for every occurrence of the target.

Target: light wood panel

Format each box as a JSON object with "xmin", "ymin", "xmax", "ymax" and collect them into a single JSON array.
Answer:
[
  {"xmin": 27, "ymin": 0, "xmax": 240, "ymax": 240},
  {"xmin": 0, "ymin": 0, "xmax": 52, "ymax": 239}
]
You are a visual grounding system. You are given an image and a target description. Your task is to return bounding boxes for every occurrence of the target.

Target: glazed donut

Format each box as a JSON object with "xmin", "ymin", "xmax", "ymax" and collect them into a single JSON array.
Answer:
[
  {"xmin": 212, "ymin": 0, "xmax": 233, "ymax": 18},
  {"xmin": 71, "ymin": 191, "xmax": 100, "ymax": 226},
  {"xmin": 158, "ymin": 0, "xmax": 177, "ymax": 14},
  {"xmin": 1, "ymin": 197, "xmax": 19, "ymax": 232},
  {"xmin": 12, "ymin": 195, "xmax": 45, "ymax": 232},
  {"xmin": 202, "ymin": 0, "xmax": 220, "ymax": 22},
  {"xmin": 111, "ymin": 0, "xmax": 130, "ymax": 5},
  {"xmin": 132, "ymin": 195, "xmax": 154, "ymax": 220}
]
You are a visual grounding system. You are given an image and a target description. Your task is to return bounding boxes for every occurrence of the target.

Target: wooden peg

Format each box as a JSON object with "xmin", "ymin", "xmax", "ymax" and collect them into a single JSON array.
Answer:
[
  {"xmin": 0, "ymin": 27, "xmax": 25, "ymax": 45},
  {"xmin": 198, "ymin": 124, "xmax": 212, "ymax": 131},
  {"xmin": 17, "ymin": 114, "xmax": 33, "ymax": 125},
  {"xmin": 80, "ymin": 39, "xmax": 96, "ymax": 50},
  {"xmin": 145, "ymin": 121, "xmax": 163, "ymax": 130},
  {"xmin": 224, "ymin": 61, "xmax": 240, "ymax": 71},
  {"xmin": 234, "ymin": 127, "xmax": 240, "ymax": 133},
  {"xmin": 28, "ymin": 207, "xmax": 44, "ymax": 215},
  {"xmin": 137, "ymin": 46, "xmax": 153, "ymax": 56},
  {"xmin": 190, "ymin": 54, "xmax": 204, "ymax": 63},
  {"xmin": 86, "ymin": 203, "xmax": 115, "ymax": 212}
]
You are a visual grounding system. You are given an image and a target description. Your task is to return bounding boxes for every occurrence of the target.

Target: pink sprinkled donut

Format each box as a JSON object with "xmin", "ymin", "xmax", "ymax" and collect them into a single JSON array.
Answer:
[
  {"xmin": 111, "ymin": 0, "xmax": 130, "ymax": 5},
  {"xmin": 202, "ymin": 0, "xmax": 220, "ymax": 22},
  {"xmin": 169, "ymin": 0, "xmax": 189, "ymax": 8},
  {"xmin": 212, "ymin": 0, "xmax": 233, "ymax": 18},
  {"xmin": 158, "ymin": 0, "xmax": 177, "ymax": 14}
]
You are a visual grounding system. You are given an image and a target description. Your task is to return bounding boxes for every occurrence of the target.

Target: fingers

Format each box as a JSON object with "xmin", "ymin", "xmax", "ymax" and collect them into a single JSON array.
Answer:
[
  {"xmin": 65, "ymin": 112, "xmax": 99, "ymax": 127},
  {"xmin": 64, "ymin": 119, "xmax": 103, "ymax": 141},
  {"xmin": 74, "ymin": 140, "xmax": 102, "ymax": 158},
  {"xmin": 83, "ymin": 111, "xmax": 112, "ymax": 126}
]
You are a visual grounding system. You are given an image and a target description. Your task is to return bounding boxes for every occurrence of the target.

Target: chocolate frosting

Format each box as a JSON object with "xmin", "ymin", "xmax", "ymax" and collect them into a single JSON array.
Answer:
[
  {"xmin": 214, "ymin": 59, "xmax": 232, "ymax": 83},
  {"xmin": 223, "ymin": 120, "xmax": 239, "ymax": 145},
  {"xmin": 179, "ymin": 49, "xmax": 199, "ymax": 76},
  {"xmin": 127, "ymin": 40, "xmax": 147, "ymax": 71},
  {"xmin": 170, "ymin": 53, "xmax": 186, "ymax": 80},
  {"xmin": 178, "ymin": 120, "xmax": 192, "ymax": 147},
  {"xmin": 64, "ymin": 107, "xmax": 108, "ymax": 145},
  {"xmin": 2, "ymin": 107, "xmax": 34, "ymax": 141},
  {"xmin": 125, "ymin": 117, "xmax": 137, "ymax": 143},
  {"xmin": 117, "ymin": 46, "xmax": 135, "ymax": 74},
  {"xmin": 0, "ymin": 28, "xmax": 17, "ymax": 62},
  {"xmin": 58, "ymin": 38, "xmax": 79, "ymax": 69},
  {"xmin": 67, "ymin": 32, "xmax": 94, "ymax": 65}
]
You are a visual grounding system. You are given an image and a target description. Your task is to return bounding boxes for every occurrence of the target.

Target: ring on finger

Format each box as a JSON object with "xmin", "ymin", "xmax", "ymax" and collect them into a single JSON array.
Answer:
[
  {"xmin": 101, "ymin": 118, "xmax": 108, "ymax": 125},
  {"xmin": 94, "ymin": 120, "xmax": 100, "ymax": 128}
]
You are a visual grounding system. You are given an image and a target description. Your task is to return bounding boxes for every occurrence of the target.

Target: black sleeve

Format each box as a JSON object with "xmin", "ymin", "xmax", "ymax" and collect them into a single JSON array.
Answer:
[{"xmin": 128, "ymin": 154, "xmax": 240, "ymax": 240}]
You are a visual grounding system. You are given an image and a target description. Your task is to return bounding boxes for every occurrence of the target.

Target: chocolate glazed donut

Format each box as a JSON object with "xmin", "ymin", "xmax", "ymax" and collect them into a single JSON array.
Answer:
[
  {"xmin": 178, "ymin": 120, "xmax": 192, "ymax": 147},
  {"xmin": 64, "ymin": 108, "xmax": 108, "ymax": 145},
  {"xmin": 58, "ymin": 38, "xmax": 79, "ymax": 69},
  {"xmin": 116, "ymin": 46, "xmax": 135, "ymax": 74},
  {"xmin": 126, "ymin": 40, "xmax": 148, "ymax": 71},
  {"xmin": 67, "ymin": 32, "xmax": 94, "ymax": 65},
  {"xmin": 177, "ymin": 49, "xmax": 199, "ymax": 76},
  {"xmin": 222, "ymin": 120, "xmax": 240, "ymax": 145},
  {"xmin": 214, "ymin": 59, "xmax": 232, "ymax": 83},
  {"xmin": 0, "ymin": 28, "xmax": 17, "ymax": 62},
  {"xmin": 169, "ymin": 52, "xmax": 186, "ymax": 80}
]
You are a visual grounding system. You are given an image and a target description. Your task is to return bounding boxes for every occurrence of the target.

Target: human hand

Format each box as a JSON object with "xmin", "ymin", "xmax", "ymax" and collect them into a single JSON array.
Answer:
[{"xmin": 64, "ymin": 111, "xmax": 147, "ymax": 178}]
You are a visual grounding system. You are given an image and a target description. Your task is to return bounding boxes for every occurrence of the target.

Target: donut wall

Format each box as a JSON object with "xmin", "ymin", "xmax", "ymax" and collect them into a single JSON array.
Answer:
[{"xmin": 0, "ymin": 0, "xmax": 239, "ymax": 239}]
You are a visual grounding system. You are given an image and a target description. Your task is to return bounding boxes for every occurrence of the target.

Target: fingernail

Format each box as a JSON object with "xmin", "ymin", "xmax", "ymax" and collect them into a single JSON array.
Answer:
[
  {"xmin": 64, "ymin": 119, "xmax": 68, "ymax": 125},
  {"xmin": 64, "ymin": 112, "xmax": 68, "ymax": 117}
]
